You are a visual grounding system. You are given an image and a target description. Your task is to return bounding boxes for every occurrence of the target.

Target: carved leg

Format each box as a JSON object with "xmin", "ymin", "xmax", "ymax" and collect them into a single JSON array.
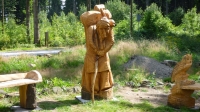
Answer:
[
  {"xmin": 19, "ymin": 84, "xmax": 37, "ymax": 109},
  {"xmin": 19, "ymin": 85, "xmax": 27, "ymax": 108},
  {"xmin": 26, "ymin": 84, "xmax": 37, "ymax": 109}
]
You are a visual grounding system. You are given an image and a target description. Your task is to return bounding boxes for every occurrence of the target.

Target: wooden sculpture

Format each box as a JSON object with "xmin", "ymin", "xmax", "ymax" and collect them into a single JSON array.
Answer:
[
  {"xmin": 167, "ymin": 54, "xmax": 196, "ymax": 108},
  {"xmin": 80, "ymin": 4, "xmax": 115, "ymax": 100}
]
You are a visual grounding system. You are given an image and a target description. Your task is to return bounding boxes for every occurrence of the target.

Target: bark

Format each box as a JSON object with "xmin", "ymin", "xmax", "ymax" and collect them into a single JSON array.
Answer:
[
  {"xmin": 26, "ymin": 0, "xmax": 30, "ymax": 43},
  {"xmin": 33, "ymin": 0, "xmax": 40, "ymax": 46},
  {"xmin": 26, "ymin": 84, "xmax": 37, "ymax": 109}
]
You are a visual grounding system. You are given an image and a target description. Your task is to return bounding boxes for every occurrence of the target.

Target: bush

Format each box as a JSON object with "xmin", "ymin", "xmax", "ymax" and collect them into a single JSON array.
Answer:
[
  {"xmin": 114, "ymin": 19, "xmax": 130, "ymax": 40},
  {"xmin": 105, "ymin": 0, "xmax": 130, "ymax": 23},
  {"xmin": 48, "ymin": 12, "xmax": 85, "ymax": 47},
  {"xmin": 78, "ymin": 4, "xmax": 87, "ymax": 20},
  {"xmin": 168, "ymin": 7, "xmax": 185, "ymax": 26},
  {"xmin": 140, "ymin": 3, "xmax": 174, "ymax": 39},
  {"xmin": 181, "ymin": 7, "xmax": 200, "ymax": 36},
  {"xmin": 0, "ymin": 17, "xmax": 26, "ymax": 49},
  {"xmin": 166, "ymin": 7, "xmax": 200, "ymax": 53}
]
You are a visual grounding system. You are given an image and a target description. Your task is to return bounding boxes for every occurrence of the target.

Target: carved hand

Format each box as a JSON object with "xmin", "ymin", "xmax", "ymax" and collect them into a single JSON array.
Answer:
[{"xmin": 97, "ymin": 50, "xmax": 105, "ymax": 56}]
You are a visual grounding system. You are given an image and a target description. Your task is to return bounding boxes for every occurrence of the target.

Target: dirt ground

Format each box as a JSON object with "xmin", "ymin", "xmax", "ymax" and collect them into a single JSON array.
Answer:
[{"xmin": 115, "ymin": 86, "xmax": 200, "ymax": 108}]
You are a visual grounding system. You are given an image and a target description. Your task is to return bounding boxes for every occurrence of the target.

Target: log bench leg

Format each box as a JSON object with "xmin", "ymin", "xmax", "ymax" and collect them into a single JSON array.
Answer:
[{"xmin": 19, "ymin": 84, "xmax": 37, "ymax": 109}]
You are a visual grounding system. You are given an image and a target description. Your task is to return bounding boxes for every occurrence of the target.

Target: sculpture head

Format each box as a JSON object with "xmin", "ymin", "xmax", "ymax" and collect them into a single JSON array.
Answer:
[
  {"xmin": 96, "ymin": 17, "xmax": 115, "ymax": 39},
  {"xmin": 171, "ymin": 54, "xmax": 192, "ymax": 82},
  {"xmin": 182, "ymin": 54, "xmax": 192, "ymax": 72}
]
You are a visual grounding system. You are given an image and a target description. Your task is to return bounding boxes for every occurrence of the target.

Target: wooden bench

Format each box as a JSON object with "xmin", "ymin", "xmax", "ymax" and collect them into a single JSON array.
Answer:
[{"xmin": 0, "ymin": 70, "xmax": 42, "ymax": 109}]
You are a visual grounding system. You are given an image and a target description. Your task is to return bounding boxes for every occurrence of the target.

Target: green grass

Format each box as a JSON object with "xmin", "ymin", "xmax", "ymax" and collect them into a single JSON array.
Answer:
[
  {"xmin": 0, "ymin": 93, "xmax": 199, "ymax": 112},
  {"xmin": 0, "ymin": 40, "xmax": 200, "ymax": 111}
]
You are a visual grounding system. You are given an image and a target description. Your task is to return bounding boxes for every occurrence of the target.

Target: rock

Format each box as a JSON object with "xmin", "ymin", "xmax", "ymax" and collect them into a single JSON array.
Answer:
[
  {"xmin": 29, "ymin": 64, "xmax": 36, "ymax": 68},
  {"xmin": 39, "ymin": 88, "xmax": 51, "ymax": 95},
  {"xmin": 73, "ymin": 86, "xmax": 81, "ymax": 93},
  {"xmin": 0, "ymin": 89, "xmax": 6, "ymax": 95},
  {"xmin": 140, "ymin": 80, "xmax": 151, "ymax": 87},
  {"xmin": 45, "ymin": 54, "xmax": 52, "ymax": 58},
  {"xmin": 157, "ymin": 81, "xmax": 164, "ymax": 85},
  {"xmin": 124, "ymin": 55, "xmax": 173, "ymax": 79},
  {"xmin": 53, "ymin": 86, "xmax": 63, "ymax": 94},
  {"xmin": 125, "ymin": 81, "xmax": 134, "ymax": 87},
  {"xmin": 63, "ymin": 87, "xmax": 73, "ymax": 93},
  {"xmin": 161, "ymin": 60, "xmax": 177, "ymax": 67}
]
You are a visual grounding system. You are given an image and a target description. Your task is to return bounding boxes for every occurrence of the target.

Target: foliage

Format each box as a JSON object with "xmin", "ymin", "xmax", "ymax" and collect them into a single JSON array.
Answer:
[
  {"xmin": 48, "ymin": 0, "xmax": 62, "ymax": 20},
  {"xmin": 168, "ymin": 7, "xmax": 185, "ymax": 26},
  {"xmin": 38, "ymin": 77, "xmax": 73, "ymax": 90},
  {"xmin": 114, "ymin": 19, "xmax": 130, "ymax": 40},
  {"xmin": 38, "ymin": 11, "xmax": 51, "ymax": 46},
  {"xmin": 77, "ymin": 4, "xmax": 87, "ymax": 19},
  {"xmin": 181, "ymin": 7, "xmax": 200, "ymax": 36},
  {"xmin": 125, "ymin": 69, "xmax": 146, "ymax": 87},
  {"xmin": 166, "ymin": 7, "xmax": 200, "ymax": 53},
  {"xmin": 0, "ymin": 55, "xmax": 37, "ymax": 73},
  {"xmin": 1, "ymin": 40, "xmax": 200, "ymax": 112},
  {"xmin": 140, "ymin": 3, "xmax": 174, "ymax": 39},
  {"xmin": 63, "ymin": 0, "xmax": 74, "ymax": 15},
  {"xmin": 0, "ymin": 17, "xmax": 26, "ymax": 50},
  {"xmin": 49, "ymin": 12, "xmax": 85, "ymax": 47},
  {"xmin": 105, "ymin": 0, "xmax": 130, "ymax": 23},
  {"xmin": 14, "ymin": 0, "xmax": 26, "ymax": 24}
]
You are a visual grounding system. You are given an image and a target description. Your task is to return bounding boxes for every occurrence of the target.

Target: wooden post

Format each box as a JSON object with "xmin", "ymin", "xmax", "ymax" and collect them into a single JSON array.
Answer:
[
  {"xmin": 19, "ymin": 85, "xmax": 28, "ymax": 108},
  {"xmin": 45, "ymin": 32, "xmax": 49, "ymax": 47}
]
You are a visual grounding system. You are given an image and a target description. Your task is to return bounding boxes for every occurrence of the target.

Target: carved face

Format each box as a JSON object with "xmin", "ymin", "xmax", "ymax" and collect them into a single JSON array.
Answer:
[
  {"xmin": 182, "ymin": 54, "xmax": 192, "ymax": 72},
  {"xmin": 98, "ymin": 27, "xmax": 110, "ymax": 39},
  {"xmin": 96, "ymin": 17, "xmax": 110, "ymax": 39}
]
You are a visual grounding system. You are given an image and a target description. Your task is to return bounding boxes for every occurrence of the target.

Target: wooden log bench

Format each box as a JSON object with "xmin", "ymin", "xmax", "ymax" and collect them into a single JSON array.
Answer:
[{"xmin": 0, "ymin": 70, "xmax": 42, "ymax": 109}]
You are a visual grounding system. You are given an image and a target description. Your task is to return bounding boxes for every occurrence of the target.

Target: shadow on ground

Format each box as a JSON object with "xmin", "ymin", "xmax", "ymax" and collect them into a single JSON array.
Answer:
[{"xmin": 37, "ymin": 99, "xmax": 80, "ymax": 111}]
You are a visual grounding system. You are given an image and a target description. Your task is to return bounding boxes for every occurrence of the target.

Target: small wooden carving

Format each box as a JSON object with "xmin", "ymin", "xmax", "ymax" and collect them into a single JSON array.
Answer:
[{"xmin": 167, "ymin": 54, "xmax": 196, "ymax": 108}]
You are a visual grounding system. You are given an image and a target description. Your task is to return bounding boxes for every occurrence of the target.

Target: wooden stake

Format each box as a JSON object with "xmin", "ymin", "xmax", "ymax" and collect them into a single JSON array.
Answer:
[{"xmin": 92, "ymin": 59, "xmax": 98, "ymax": 104}]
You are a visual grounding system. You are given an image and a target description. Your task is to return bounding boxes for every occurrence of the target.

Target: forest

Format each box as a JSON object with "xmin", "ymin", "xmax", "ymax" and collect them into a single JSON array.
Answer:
[{"xmin": 0, "ymin": 0, "xmax": 200, "ymax": 53}]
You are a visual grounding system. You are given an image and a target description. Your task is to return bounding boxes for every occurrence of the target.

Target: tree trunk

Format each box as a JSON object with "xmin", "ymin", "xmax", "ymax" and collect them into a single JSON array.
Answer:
[
  {"xmin": 146, "ymin": 0, "xmax": 149, "ymax": 7},
  {"xmin": 33, "ymin": 0, "xmax": 40, "ymax": 46},
  {"xmin": 87, "ymin": 0, "xmax": 91, "ymax": 11},
  {"xmin": 97, "ymin": 0, "xmax": 100, "ymax": 4},
  {"xmin": 73, "ymin": 0, "xmax": 76, "ymax": 15},
  {"xmin": 26, "ymin": 0, "xmax": 30, "ymax": 43},
  {"xmin": 165, "ymin": 0, "xmax": 169, "ymax": 15},
  {"xmin": 2, "ymin": 0, "xmax": 4, "ymax": 34},
  {"xmin": 130, "ymin": 0, "xmax": 133, "ymax": 37}
]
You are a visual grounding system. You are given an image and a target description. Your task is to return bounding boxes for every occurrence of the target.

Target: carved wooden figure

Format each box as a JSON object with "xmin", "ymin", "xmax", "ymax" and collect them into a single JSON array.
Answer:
[
  {"xmin": 80, "ymin": 4, "xmax": 115, "ymax": 100},
  {"xmin": 167, "ymin": 54, "xmax": 197, "ymax": 108}
]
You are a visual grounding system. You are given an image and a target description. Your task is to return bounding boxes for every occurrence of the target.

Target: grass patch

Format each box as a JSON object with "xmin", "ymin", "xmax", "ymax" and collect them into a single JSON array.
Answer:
[{"xmin": 0, "ymin": 40, "xmax": 200, "ymax": 111}]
